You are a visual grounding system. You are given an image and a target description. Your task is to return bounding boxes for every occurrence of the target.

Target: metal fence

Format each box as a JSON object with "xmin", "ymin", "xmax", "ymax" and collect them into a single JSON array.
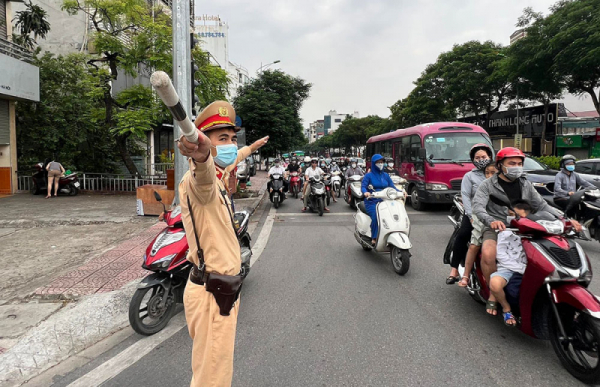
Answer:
[
  {"xmin": 152, "ymin": 163, "xmax": 174, "ymax": 175},
  {"xmin": 17, "ymin": 172, "xmax": 167, "ymax": 193}
]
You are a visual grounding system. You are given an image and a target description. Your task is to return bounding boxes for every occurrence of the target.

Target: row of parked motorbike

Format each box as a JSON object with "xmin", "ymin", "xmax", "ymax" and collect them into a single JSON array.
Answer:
[{"xmin": 444, "ymin": 188, "xmax": 600, "ymax": 384}]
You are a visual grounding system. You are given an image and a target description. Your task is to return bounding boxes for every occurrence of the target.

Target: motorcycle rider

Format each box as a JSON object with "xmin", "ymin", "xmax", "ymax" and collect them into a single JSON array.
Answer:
[
  {"xmin": 383, "ymin": 157, "xmax": 399, "ymax": 176},
  {"xmin": 175, "ymin": 100, "xmax": 269, "ymax": 387},
  {"xmin": 446, "ymin": 143, "xmax": 493, "ymax": 285},
  {"xmin": 553, "ymin": 154, "xmax": 594, "ymax": 215},
  {"xmin": 328, "ymin": 160, "xmax": 341, "ymax": 203},
  {"xmin": 302, "ymin": 158, "xmax": 329, "ymax": 213},
  {"xmin": 345, "ymin": 158, "xmax": 364, "ymax": 180},
  {"xmin": 472, "ymin": 147, "xmax": 579, "ymax": 316},
  {"xmin": 362, "ymin": 154, "xmax": 401, "ymax": 246},
  {"xmin": 268, "ymin": 158, "xmax": 288, "ymax": 193}
]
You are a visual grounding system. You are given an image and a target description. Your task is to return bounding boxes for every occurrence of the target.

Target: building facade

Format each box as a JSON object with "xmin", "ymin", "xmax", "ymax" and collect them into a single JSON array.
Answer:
[
  {"xmin": 0, "ymin": 0, "xmax": 40, "ymax": 194},
  {"xmin": 323, "ymin": 110, "xmax": 359, "ymax": 135},
  {"xmin": 194, "ymin": 15, "xmax": 250, "ymax": 99}
]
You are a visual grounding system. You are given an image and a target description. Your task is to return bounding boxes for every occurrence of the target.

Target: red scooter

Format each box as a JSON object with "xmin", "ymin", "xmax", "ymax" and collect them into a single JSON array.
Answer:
[
  {"xmin": 289, "ymin": 171, "xmax": 302, "ymax": 198},
  {"xmin": 129, "ymin": 191, "xmax": 252, "ymax": 336},
  {"xmin": 461, "ymin": 199, "xmax": 600, "ymax": 383}
]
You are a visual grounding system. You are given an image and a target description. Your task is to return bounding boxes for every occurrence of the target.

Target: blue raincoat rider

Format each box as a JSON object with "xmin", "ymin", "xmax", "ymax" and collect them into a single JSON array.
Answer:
[{"xmin": 361, "ymin": 154, "xmax": 400, "ymax": 245}]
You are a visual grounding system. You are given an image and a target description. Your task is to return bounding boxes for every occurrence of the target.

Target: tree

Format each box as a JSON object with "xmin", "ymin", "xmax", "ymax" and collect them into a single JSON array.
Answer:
[
  {"xmin": 62, "ymin": 0, "xmax": 175, "ymax": 175},
  {"xmin": 192, "ymin": 47, "xmax": 230, "ymax": 108},
  {"xmin": 506, "ymin": 7, "xmax": 565, "ymax": 154},
  {"xmin": 535, "ymin": 0, "xmax": 600, "ymax": 115},
  {"xmin": 16, "ymin": 52, "xmax": 120, "ymax": 172},
  {"xmin": 233, "ymin": 70, "xmax": 311, "ymax": 158},
  {"xmin": 12, "ymin": 0, "xmax": 50, "ymax": 50}
]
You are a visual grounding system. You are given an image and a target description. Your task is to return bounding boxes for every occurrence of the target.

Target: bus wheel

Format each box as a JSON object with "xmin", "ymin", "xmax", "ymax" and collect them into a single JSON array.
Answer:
[{"xmin": 410, "ymin": 186, "xmax": 425, "ymax": 211}]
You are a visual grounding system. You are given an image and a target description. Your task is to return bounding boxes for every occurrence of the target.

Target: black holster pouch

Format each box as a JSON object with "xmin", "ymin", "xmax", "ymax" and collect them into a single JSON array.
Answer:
[{"xmin": 205, "ymin": 273, "xmax": 243, "ymax": 316}]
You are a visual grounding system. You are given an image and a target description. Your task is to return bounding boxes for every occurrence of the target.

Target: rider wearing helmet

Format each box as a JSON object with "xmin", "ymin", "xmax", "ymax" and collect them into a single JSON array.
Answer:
[
  {"xmin": 554, "ymin": 154, "xmax": 594, "ymax": 213},
  {"xmin": 472, "ymin": 147, "xmax": 574, "ymax": 316},
  {"xmin": 268, "ymin": 158, "xmax": 288, "ymax": 193},
  {"xmin": 383, "ymin": 157, "xmax": 399, "ymax": 176},
  {"xmin": 362, "ymin": 154, "xmax": 402, "ymax": 246},
  {"xmin": 345, "ymin": 158, "xmax": 364, "ymax": 179},
  {"xmin": 446, "ymin": 143, "xmax": 493, "ymax": 285},
  {"xmin": 302, "ymin": 157, "xmax": 329, "ymax": 212}
]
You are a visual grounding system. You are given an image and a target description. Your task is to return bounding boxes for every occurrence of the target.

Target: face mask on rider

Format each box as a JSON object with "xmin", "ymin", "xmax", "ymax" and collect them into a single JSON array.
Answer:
[
  {"xmin": 388, "ymin": 162, "xmax": 394, "ymax": 168},
  {"xmin": 352, "ymin": 163, "xmax": 357, "ymax": 168},
  {"xmin": 212, "ymin": 144, "xmax": 238, "ymax": 168},
  {"xmin": 565, "ymin": 164, "xmax": 575, "ymax": 172},
  {"xmin": 473, "ymin": 158, "xmax": 491, "ymax": 170},
  {"xmin": 375, "ymin": 163, "xmax": 384, "ymax": 170},
  {"xmin": 502, "ymin": 164, "xmax": 523, "ymax": 181}
]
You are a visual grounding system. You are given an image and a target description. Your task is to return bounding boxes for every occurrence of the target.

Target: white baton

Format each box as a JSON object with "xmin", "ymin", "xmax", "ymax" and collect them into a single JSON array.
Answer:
[{"xmin": 150, "ymin": 71, "xmax": 199, "ymax": 144}]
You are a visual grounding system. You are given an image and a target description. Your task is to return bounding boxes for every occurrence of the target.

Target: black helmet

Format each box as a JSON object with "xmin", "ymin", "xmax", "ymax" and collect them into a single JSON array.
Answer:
[
  {"xmin": 274, "ymin": 158, "xmax": 281, "ymax": 163},
  {"xmin": 560, "ymin": 154, "xmax": 576, "ymax": 169},
  {"xmin": 469, "ymin": 143, "xmax": 493, "ymax": 162}
]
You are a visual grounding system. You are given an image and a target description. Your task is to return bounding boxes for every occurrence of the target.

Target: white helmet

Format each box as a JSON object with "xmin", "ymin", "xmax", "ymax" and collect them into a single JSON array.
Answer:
[{"xmin": 304, "ymin": 156, "xmax": 311, "ymax": 163}]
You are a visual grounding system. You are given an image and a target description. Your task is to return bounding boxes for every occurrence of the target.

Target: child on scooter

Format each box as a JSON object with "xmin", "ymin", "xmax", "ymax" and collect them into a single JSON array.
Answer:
[{"xmin": 458, "ymin": 163, "xmax": 498, "ymax": 288}]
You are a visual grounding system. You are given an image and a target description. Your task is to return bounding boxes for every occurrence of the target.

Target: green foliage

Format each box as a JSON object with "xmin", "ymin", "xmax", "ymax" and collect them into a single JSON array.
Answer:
[
  {"xmin": 192, "ymin": 46, "xmax": 230, "ymax": 107},
  {"xmin": 15, "ymin": 52, "xmax": 120, "ymax": 172},
  {"xmin": 233, "ymin": 70, "xmax": 311, "ymax": 157},
  {"xmin": 534, "ymin": 155, "xmax": 561, "ymax": 170},
  {"xmin": 12, "ymin": 0, "xmax": 50, "ymax": 50}
]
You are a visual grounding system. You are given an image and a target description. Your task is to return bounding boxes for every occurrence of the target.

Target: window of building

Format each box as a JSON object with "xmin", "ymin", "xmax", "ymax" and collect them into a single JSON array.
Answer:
[{"xmin": 334, "ymin": 118, "xmax": 342, "ymax": 123}]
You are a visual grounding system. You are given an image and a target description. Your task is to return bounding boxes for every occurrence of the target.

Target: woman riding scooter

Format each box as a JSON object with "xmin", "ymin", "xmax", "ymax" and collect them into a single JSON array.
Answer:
[
  {"xmin": 446, "ymin": 143, "xmax": 493, "ymax": 285},
  {"xmin": 362, "ymin": 154, "xmax": 401, "ymax": 246}
]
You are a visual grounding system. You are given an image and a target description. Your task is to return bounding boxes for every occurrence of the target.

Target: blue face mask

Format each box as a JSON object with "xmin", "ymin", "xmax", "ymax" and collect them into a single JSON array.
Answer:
[
  {"xmin": 213, "ymin": 144, "xmax": 238, "ymax": 168},
  {"xmin": 566, "ymin": 165, "xmax": 575, "ymax": 172}
]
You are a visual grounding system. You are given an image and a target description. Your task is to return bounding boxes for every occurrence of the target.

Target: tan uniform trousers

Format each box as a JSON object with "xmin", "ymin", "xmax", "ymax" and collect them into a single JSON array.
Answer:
[{"xmin": 184, "ymin": 280, "xmax": 239, "ymax": 387}]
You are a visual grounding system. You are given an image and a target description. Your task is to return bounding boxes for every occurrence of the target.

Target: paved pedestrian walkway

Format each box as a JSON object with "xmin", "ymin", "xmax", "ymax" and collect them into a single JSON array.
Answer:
[{"xmin": 35, "ymin": 223, "xmax": 163, "ymax": 297}]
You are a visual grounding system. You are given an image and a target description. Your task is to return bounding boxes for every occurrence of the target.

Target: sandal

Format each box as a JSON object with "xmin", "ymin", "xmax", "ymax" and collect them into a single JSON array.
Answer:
[
  {"xmin": 503, "ymin": 311, "xmax": 517, "ymax": 327},
  {"xmin": 458, "ymin": 276, "xmax": 469, "ymax": 288},
  {"xmin": 324, "ymin": 208, "xmax": 330, "ymax": 212},
  {"xmin": 445, "ymin": 276, "xmax": 460, "ymax": 285},
  {"xmin": 301, "ymin": 208, "xmax": 307, "ymax": 213},
  {"xmin": 486, "ymin": 300, "xmax": 498, "ymax": 316}
]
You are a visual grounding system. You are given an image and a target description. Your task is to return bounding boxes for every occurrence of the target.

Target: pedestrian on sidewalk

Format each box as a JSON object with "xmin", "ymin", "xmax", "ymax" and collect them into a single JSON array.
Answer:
[
  {"xmin": 176, "ymin": 101, "xmax": 268, "ymax": 387},
  {"xmin": 45, "ymin": 160, "xmax": 65, "ymax": 198}
]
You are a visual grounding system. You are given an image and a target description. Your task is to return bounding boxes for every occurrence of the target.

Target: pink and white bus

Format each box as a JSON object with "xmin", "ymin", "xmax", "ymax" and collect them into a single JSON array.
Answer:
[{"xmin": 366, "ymin": 122, "xmax": 492, "ymax": 210}]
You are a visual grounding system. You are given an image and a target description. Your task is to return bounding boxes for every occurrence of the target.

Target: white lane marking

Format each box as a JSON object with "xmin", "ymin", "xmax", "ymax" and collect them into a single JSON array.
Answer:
[
  {"xmin": 66, "ymin": 313, "xmax": 187, "ymax": 387},
  {"xmin": 250, "ymin": 207, "xmax": 276, "ymax": 266},
  {"xmin": 66, "ymin": 208, "xmax": 277, "ymax": 387}
]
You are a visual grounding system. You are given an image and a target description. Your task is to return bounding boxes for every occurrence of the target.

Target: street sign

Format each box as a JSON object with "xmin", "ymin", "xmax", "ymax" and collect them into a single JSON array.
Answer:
[
  {"xmin": 556, "ymin": 135, "xmax": 583, "ymax": 148},
  {"xmin": 235, "ymin": 116, "xmax": 242, "ymax": 127},
  {"xmin": 514, "ymin": 134, "xmax": 523, "ymax": 150}
]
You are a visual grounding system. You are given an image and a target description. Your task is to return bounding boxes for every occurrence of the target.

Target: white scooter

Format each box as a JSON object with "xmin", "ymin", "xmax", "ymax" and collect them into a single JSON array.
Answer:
[{"xmin": 354, "ymin": 185, "xmax": 412, "ymax": 275}]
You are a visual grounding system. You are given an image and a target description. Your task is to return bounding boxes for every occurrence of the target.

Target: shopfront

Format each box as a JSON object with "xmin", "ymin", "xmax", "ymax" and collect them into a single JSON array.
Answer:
[{"xmin": 555, "ymin": 117, "xmax": 600, "ymax": 159}]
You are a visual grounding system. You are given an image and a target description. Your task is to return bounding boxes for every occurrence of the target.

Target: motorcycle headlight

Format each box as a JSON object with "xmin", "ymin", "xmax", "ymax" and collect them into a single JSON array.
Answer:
[
  {"xmin": 149, "ymin": 253, "xmax": 177, "ymax": 269},
  {"xmin": 537, "ymin": 220, "xmax": 564, "ymax": 235},
  {"xmin": 426, "ymin": 183, "xmax": 448, "ymax": 191},
  {"xmin": 386, "ymin": 189, "xmax": 399, "ymax": 200},
  {"xmin": 150, "ymin": 230, "xmax": 186, "ymax": 256}
]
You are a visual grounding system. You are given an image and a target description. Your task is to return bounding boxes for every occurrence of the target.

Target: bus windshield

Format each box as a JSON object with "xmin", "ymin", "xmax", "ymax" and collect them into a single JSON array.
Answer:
[{"xmin": 423, "ymin": 133, "xmax": 492, "ymax": 163}]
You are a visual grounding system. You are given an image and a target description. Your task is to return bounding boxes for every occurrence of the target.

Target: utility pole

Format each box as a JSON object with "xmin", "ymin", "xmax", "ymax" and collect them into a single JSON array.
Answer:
[{"xmin": 172, "ymin": 0, "xmax": 192, "ymax": 203}]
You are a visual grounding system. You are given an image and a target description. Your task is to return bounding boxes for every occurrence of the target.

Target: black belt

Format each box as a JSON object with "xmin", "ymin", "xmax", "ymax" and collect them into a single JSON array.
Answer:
[{"xmin": 190, "ymin": 266, "xmax": 209, "ymax": 286}]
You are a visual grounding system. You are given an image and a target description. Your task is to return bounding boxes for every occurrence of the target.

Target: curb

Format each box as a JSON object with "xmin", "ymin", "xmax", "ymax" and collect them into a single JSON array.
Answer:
[{"xmin": 0, "ymin": 179, "xmax": 269, "ymax": 386}]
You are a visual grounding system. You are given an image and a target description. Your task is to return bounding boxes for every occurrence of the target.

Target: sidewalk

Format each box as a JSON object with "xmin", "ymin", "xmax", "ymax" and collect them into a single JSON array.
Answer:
[{"xmin": 0, "ymin": 176, "xmax": 269, "ymax": 386}]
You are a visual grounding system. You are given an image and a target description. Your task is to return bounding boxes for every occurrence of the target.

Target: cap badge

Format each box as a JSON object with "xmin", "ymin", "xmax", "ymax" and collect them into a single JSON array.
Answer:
[{"xmin": 218, "ymin": 107, "xmax": 228, "ymax": 117}]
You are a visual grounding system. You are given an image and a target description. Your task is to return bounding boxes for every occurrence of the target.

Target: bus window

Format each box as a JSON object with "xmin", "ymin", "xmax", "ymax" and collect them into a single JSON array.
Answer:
[
  {"xmin": 423, "ymin": 132, "xmax": 492, "ymax": 163},
  {"xmin": 393, "ymin": 142, "xmax": 401, "ymax": 166},
  {"xmin": 401, "ymin": 136, "xmax": 411, "ymax": 162},
  {"xmin": 409, "ymin": 135, "xmax": 421, "ymax": 162}
]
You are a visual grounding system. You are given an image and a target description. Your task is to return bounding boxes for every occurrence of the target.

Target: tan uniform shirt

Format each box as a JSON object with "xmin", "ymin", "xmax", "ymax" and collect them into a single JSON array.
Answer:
[{"xmin": 179, "ymin": 146, "xmax": 252, "ymax": 275}]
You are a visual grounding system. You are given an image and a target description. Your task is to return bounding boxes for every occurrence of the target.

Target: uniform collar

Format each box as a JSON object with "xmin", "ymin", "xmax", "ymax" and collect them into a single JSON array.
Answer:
[{"xmin": 216, "ymin": 165, "xmax": 226, "ymax": 181}]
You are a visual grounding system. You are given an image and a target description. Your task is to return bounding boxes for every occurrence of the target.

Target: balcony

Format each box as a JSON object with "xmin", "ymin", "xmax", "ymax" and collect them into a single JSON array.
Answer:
[{"xmin": 0, "ymin": 37, "xmax": 33, "ymax": 64}]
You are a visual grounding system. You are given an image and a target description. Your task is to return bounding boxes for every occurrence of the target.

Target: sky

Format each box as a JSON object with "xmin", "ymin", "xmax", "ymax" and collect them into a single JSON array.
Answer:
[{"xmin": 194, "ymin": 0, "xmax": 597, "ymax": 126}]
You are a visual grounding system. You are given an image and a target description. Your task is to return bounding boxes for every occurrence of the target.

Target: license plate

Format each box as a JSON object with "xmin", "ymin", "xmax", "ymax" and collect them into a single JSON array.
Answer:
[{"xmin": 74, "ymin": 182, "xmax": 80, "ymax": 188}]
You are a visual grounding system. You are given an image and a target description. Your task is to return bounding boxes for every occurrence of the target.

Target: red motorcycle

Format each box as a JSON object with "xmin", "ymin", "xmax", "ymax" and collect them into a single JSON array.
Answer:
[
  {"xmin": 129, "ymin": 191, "xmax": 252, "ymax": 336},
  {"xmin": 289, "ymin": 171, "xmax": 302, "ymax": 198},
  {"xmin": 461, "ymin": 207, "xmax": 600, "ymax": 383}
]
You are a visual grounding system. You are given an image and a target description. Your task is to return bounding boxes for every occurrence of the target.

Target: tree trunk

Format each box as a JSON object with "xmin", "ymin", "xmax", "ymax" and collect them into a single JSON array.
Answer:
[{"xmin": 116, "ymin": 134, "xmax": 140, "ymax": 175}]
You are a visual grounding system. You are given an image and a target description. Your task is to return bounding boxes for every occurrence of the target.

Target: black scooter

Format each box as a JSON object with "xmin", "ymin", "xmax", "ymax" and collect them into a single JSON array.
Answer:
[
  {"xmin": 564, "ymin": 188, "xmax": 600, "ymax": 243},
  {"xmin": 269, "ymin": 173, "xmax": 286, "ymax": 209},
  {"xmin": 307, "ymin": 175, "xmax": 327, "ymax": 216},
  {"xmin": 30, "ymin": 162, "xmax": 80, "ymax": 196}
]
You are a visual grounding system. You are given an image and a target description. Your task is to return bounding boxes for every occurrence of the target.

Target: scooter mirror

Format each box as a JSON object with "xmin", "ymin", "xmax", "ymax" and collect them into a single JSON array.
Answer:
[{"xmin": 154, "ymin": 191, "xmax": 162, "ymax": 202}]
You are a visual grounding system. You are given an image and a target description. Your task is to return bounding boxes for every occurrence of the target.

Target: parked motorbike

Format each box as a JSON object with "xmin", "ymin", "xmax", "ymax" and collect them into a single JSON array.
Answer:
[
  {"xmin": 289, "ymin": 171, "xmax": 302, "ymax": 198},
  {"xmin": 331, "ymin": 171, "xmax": 343, "ymax": 197},
  {"xmin": 354, "ymin": 184, "xmax": 412, "ymax": 275},
  {"xmin": 447, "ymin": 194, "xmax": 600, "ymax": 384},
  {"xmin": 307, "ymin": 175, "xmax": 327, "ymax": 216},
  {"xmin": 345, "ymin": 175, "xmax": 364, "ymax": 210},
  {"xmin": 30, "ymin": 162, "xmax": 80, "ymax": 196},
  {"xmin": 269, "ymin": 173, "xmax": 286, "ymax": 209},
  {"xmin": 129, "ymin": 192, "xmax": 252, "ymax": 336}
]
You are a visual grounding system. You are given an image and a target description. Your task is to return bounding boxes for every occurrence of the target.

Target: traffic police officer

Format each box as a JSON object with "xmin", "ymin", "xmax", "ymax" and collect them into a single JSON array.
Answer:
[{"xmin": 177, "ymin": 101, "xmax": 268, "ymax": 386}]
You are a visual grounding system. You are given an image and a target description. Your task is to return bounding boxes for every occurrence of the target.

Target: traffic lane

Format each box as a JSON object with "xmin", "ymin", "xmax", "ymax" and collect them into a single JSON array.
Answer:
[{"xmin": 232, "ymin": 199, "xmax": 586, "ymax": 386}]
